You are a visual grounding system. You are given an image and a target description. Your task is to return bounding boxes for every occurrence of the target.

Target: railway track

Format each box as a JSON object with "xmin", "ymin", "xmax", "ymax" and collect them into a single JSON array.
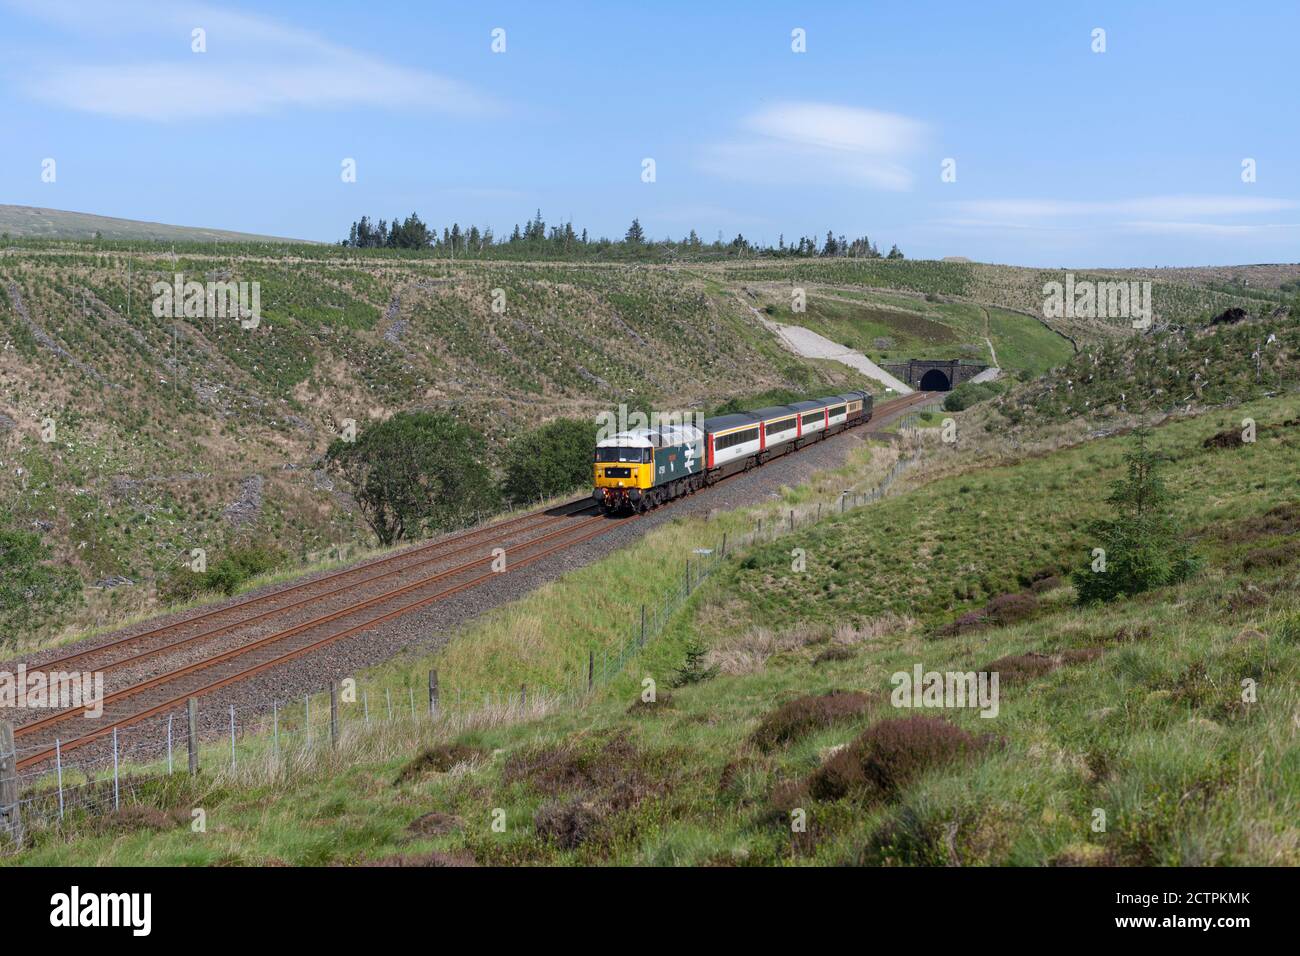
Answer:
[
  {"xmin": 12, "ymin": 393, "xmax": 934, "ymax": 770},
  {"xmin": 15, "ymin": 511, "xmax": 623, "ymax": 769},
  {"xmin": 25, "ymin": 498, "xmax": 594, "ymax": 675}
]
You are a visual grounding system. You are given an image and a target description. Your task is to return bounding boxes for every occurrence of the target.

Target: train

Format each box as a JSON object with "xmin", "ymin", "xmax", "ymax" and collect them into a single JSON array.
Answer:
[{"xmin": 593, "ymin": 389, "xmax": 873, "ymax": 513}]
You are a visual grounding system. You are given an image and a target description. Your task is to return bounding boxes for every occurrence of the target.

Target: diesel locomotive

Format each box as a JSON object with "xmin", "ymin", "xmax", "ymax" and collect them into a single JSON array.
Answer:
[{"xmin": 593, "ymin": 390, "xmax": 873, "ymax": 513}]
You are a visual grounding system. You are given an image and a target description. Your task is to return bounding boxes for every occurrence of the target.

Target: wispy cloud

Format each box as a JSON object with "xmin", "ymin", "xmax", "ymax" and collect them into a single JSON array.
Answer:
[
  {"xmin": 950, "ymin": 196, "xmax": 1300, "ymax": 220},
  {"xmin": 934, "ymin": 195, "xmax": 1300, "ymax": 245},
  {"xmin": 1121, "ymin": 220, "xmax": 1300, "ymax": 238},
  {"xmin": 700, "ymin": 102, "xmax": 928, "ymax": 191},
  {"xmin": 5, "ymin": 0, "xmax": 494, "ymax": 121}
]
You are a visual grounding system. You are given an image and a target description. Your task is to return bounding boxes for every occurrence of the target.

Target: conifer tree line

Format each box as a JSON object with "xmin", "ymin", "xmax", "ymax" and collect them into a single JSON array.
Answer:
[{"xmin": 342, "ymin": 210, "xmax": 903, "ymax": 260}]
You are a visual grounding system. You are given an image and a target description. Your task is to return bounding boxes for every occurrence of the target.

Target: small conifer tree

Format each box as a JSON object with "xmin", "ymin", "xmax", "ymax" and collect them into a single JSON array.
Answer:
[{"xmin": 1073, "ymin": 430, "xmax": 1199, "ymax": 603}]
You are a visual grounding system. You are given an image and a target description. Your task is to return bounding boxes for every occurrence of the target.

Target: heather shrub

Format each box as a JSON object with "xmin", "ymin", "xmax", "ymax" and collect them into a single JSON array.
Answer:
[
  {"xmin": 807, "ymin": 716, "xmax": 983, "ymax": 802},
  {"xmin": 749, "ymin": 691, "xmax": 872, "ymax": 751}
]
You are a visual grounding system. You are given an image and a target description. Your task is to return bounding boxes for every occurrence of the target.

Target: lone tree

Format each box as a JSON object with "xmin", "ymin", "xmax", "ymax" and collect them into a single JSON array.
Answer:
[
  {"xmin": 624, "ymin": 218, "xmax": 645, "ymax": 245},
  {"xmin": 0, "ymin": 514, "xmax": 80, "ymax": 649},
  {"xmin": 1072, "ymin": 430, "xmax": 1198, "ymax": 604},
  {"xmin": 325, "ymin": 412, "xmax": 500, "ymax": 545},
  {"xmin": 500, "ymin": 418, "xmax": 598, "ymax": 505}
]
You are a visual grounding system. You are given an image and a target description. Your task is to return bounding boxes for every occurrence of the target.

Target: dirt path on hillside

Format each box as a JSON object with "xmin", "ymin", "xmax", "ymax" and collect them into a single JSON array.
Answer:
[{"xmin": 981, "ymin": 306, "xmax": 1000, "ymax": 368}]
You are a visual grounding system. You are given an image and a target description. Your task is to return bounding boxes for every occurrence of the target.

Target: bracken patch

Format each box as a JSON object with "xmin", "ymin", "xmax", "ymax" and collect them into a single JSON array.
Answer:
[
  {"xmin": 981, "ymin": 652, "xmax": 1058, "ymax": 683},
  {"xmin": 813, "ymin": 645, "xmax": 856, "ymax": 665},
  {"xmin": 767, "ymin": 779, "xmax": 811, "ymax": 817},
  {"xmin": 362, "ymin": 850, "xmax": 477, "ymax": 867},
  {"xmin": 405, "ymin": 811, "xmax": 463, "ymax": 837},
  {"xmin": 1218, "ymin": 501, "xmax": 1300, "ymax": 543},
  {"xmin": 934, "ymin": 591, "xmax": 1040, "ymax": 636},
  {"xmin": 626, "ymin": 692, "xmax": 674, "ymax": 715},
  {"xmin": 1110, "ymin": 624, "xmax": 1153, "ymax": 644},
  {"xmin": 750, "ymin": 690, "xmax": 873, "ymax": 751},
  {"xmin": 1203, "ymin": 428, "xmax": 1245, "ymax": 450},
  {"xmin": 805, "ymin": 716, "xmax": 984, "ymax": 803},
  {"xmin": 395, "ymin": 743, "xmax": 486, "ymax": 784},
  {"xmin": 89, "ymin": 804, "xmax": 190, "ymax": 835},
  {"xmin": 502, "ymin": 733, "xmax": 673, "ymax": 813},
  {"xmin": 533, "ymin": 799, "xmax": 606, "ymax": 849},
  {"xmin": 1050, "ymin": 843, "xmax": 1117, "ymax": 867},
  {"xmin": 1241, "ymin": 541, "xmax": 1300, "ymax": 571}
]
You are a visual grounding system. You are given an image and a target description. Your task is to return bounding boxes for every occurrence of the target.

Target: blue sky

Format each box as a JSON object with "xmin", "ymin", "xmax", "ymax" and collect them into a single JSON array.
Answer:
[{"xmin": 1, "ymin": 0, "xmax": 1296, "ymax": 266}]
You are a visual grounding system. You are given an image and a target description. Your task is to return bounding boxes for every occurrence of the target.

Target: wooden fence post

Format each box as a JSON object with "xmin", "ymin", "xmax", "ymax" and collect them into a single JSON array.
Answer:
[
  {"xmin": 0, "ymin": 721, "xmax": 21, "ymax": 848},
  {"xmin": 640, "ymin": 605, "xmax": 646, "ymax": 646},
  {"xmin": 187, "ymin": 698, "xmax": 199, "ymax": 775},
  {"xmin": 329, "ymin": 682, "xmax": 340, "ymax": 747},
  {"xmin": 587, "ymin": 650, "xmax": 594, "ymax": 691},
  {"xmin": 428, "ymin": 669, "xmax": 440, "ymax": 718}
]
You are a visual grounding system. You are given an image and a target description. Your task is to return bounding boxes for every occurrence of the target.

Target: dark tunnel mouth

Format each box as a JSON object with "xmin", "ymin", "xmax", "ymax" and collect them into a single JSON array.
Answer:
[{"xmin": 919, "ymin": 368, "xmax": 952, "ymax": 391}]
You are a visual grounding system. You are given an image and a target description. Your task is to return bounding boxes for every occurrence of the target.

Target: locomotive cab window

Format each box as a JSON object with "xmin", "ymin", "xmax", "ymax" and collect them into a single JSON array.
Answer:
[{"xmin": 595, "ymin": 447, "xmax": 652, "ymax": 463}]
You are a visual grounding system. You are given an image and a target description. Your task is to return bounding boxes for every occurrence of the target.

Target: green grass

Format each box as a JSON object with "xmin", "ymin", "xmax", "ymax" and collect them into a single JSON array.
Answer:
[
  {"xmin": 711, "ymin": 393, "xmax": 1300, "ymax": 633},
  {"xmin": 984, "ymin": 306, "xmax": 1072, "ymax": 373},
  {"xmin": 10, "ymin": 394, "xmax": 1300, "ymax": 866}
]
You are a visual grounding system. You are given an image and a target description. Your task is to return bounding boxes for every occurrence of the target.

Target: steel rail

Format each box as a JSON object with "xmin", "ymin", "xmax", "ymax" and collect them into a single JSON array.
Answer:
[
  {"xmin": 25, "ymin": 505, "xmax": 598, "ymax": 683},
  {"xmin": 25, "ymin": 498, "xmax": 590, "ymax": 672},
  {"xmin": 14, "ymin": 513, "xmax": 606, "ymax": 740},
  {"xmin": 16, "ymin": 514, "xmax": 631, "ymax": 769}
]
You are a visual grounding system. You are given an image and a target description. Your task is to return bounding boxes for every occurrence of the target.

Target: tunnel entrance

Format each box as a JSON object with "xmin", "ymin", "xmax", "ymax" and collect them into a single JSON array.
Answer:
[{"xmin": 919, "ymin": 368, "xmax": 952, "ymax": 391}]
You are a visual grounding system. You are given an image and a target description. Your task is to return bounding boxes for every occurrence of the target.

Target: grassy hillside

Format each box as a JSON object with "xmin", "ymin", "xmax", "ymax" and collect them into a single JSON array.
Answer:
[
  {"xmin": 3, "ymin": 241, "xmax": 1292, "ymax": 650},
  {"xmin": 701, "ymin": 396, "xmax": 1300, "ymax": 634},
  {"xmin": 0, "ymin": 248, "xmax": 874, "ymax": 647},
  {"xmin": 9, "ymin": 393, "xmax": 1300, "ymax": 866},
  {"xmin": 722, "ymin": 258, "xmax": 1294, "ymax": 346},
  {"xmin": 977, "ymin": 307, "xmax": 1300, "ymax": 427},
  {"xmin": 0, "ymin": 205, "xmax": 309, "ymax": 244}
]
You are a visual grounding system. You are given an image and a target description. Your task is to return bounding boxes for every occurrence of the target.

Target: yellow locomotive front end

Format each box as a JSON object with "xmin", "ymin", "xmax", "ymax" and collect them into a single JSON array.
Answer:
[{"xmin": 593, "ymin": 432, "xmax": 655, "ymax": 511}]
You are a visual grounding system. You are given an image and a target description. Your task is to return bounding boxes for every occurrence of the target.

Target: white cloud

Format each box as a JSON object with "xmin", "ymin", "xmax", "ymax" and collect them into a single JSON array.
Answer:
[
  {"xmin": 744, "ymin": 102, "xmax": 926, "ymax": 155},
  {"xmin": 936, "ymin": 195, "xmax": 1300, "ymax": 246},
  {"xmin": 701, "ymin": 102, "xmax": 928, "ymax": 191},
  {"xmin": 950, "ymin": 195, "xmax": 1300, "ymax": 220},
  {"xmin": 6, "ymin": 0, "xmax": 494, "ymax": 120},
  {"xmin": 1121, "ymin": 220, "xmax": 1300, "ymax": 238}
]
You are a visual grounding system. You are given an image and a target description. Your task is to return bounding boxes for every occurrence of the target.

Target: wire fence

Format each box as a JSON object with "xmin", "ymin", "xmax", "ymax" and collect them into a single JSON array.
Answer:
[{"xmin": 0, "ymin": 403, "xmax": 942, "ymax": 849}]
